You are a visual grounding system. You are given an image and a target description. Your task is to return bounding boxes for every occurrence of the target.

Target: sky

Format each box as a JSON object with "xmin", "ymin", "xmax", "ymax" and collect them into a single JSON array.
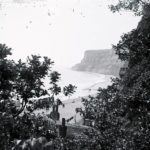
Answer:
[{"xmin": 0, "ymin": 0, "xmax": 140, "ymax": 67}]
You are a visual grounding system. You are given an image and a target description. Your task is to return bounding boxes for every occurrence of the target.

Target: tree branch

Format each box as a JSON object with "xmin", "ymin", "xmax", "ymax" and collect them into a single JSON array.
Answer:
[{"xmin": 13, "ymin": 100, "xmax": 27, "ymax": 118}]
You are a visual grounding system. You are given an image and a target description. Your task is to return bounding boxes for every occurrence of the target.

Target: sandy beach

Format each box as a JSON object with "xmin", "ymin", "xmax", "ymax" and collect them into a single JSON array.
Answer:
[
  {"xmin": 35, "ymin": 96, "xmax": 85, "ymax": 124},
  {"xmin": 59, "ymin": 97, "xmax": 84, "ymax": 123},
  {"xmin": 36, "ymin": 79, "xmax": 112, "ymax": 124}
]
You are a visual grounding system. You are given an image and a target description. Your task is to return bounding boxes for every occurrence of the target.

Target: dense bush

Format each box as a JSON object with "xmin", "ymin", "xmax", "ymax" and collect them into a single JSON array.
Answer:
[
  {"xmin": 76, "ymin": 1, "xmax": 150, "ymax": 149},
  {"xmin": 0, "ymin": 44, "xmax": 76, "ymax": 150}
]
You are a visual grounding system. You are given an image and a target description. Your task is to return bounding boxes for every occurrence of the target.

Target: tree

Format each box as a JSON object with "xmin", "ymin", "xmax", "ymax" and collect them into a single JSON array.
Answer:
[
  {"xmin": 0, "ymin": 44, "xmax": 76, "ymax": 149},
  {"xmin": 75, "ymin": 1, "xmax": 150, "ymax": 149},
  {"xmin": 110, "ymin": 1, "xmax": 150, "ymax": 149},
  {"xmin": 76, "ymin": 79, "xmax": 128, "ymax": 149},
  {"xmin": 109, "ymin": 0, "xmax": 149, "ymax": 16},
  {"xmin": 63, "ymin": 84, "xmax": 77, "ymax": 97}
]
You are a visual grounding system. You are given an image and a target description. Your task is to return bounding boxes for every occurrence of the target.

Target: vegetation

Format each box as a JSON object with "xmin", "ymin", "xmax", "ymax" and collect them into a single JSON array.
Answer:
[
  {"xmin": 1, "ymin": 0, "xmax": 150, "ymax": 149},
  {"xmin": 0, "ymin": 44, "xmax": 76, "ymax": 149},
  {"xmin": 109, "ymin": 0, "xmax": 149, "ymax": 15},
  {"xmin": 76, "ymin": 1, "xmax": 150, "ymax": 149}
]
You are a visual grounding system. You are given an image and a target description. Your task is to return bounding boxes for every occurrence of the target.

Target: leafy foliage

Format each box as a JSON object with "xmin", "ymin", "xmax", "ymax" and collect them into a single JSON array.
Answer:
[
  {"xmin": 63, "ymin": 84, "xmax": 77, "ymax": 97},
  {"xmin": 109, "ymin": 0, "xmax": 149, "ymax": 15},
  {"xmin": 2, "ymin": 0, "xmax": 150, "ymax": 149},
  {"xmin": 76, "ymin": 1, "xmax": 150, "ymax": 149},
  {"xmin": 52, "ymin": 128, "xmax": 102, "ymax": 150},
  {"xmin": 0, "ymin": 44, "xmax": 76, "ymax": 149}
]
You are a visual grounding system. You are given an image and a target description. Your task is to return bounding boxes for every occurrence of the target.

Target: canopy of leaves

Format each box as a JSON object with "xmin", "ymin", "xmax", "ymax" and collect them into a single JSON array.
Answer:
[
  {"xmin": 76, "ymin": 1, "xmax": 150, "ymax": 149},
  {"xmin": 109, "ymin": 0, "xmax": 150, "ymax": 15},
  {"xmin": 0, "ymin": 44, "xmax": 76, "ymax": 149}
]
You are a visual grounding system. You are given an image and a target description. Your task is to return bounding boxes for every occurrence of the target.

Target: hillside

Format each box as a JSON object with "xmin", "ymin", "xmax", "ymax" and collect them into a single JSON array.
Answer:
[{"xmin": 72, "ymin": 49, "xmax": 124, "ymax": 77}]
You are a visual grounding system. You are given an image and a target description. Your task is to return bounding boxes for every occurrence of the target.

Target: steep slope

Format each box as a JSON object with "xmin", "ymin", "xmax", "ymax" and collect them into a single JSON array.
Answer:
[{"xmin": 72, "ymin": 49, "xmax": 124, "ymax": 76}]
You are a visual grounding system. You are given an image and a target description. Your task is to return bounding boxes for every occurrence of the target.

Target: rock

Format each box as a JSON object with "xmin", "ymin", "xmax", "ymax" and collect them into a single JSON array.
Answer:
[{"xmin": 72, "ymin": 49, "xmax": 124, "ymax": 77}]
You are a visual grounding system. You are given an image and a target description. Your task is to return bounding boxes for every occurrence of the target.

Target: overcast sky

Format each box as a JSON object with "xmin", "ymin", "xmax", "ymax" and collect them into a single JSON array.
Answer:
[{"xmin": 0, "ymin": 0, "xmax": 140, "ymax": 67}]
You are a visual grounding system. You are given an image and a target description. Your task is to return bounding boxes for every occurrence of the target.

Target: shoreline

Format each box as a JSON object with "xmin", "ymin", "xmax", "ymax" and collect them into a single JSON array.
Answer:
[
  {"xmin": 35, "ymin": 80, "xmax": 112, "ymax": 124},
  {"xmin": 35, "ymin": 96, "xmax": 85, "ymax": 124}
]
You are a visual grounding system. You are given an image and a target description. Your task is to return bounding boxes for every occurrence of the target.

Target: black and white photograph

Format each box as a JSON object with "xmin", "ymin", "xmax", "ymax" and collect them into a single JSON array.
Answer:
[{"xmin": 0, "ymin": 0, "xmax": 149, "ymax": 149}]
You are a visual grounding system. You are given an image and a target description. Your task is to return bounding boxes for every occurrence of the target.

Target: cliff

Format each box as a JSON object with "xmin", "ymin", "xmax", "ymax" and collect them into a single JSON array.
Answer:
[{"xmin": 72, "ymin": 49, "xmax": 124, "ymax": 77}]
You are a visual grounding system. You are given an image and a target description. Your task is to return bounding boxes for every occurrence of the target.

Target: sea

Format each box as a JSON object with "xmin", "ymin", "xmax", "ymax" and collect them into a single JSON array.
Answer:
[
  {"xmin": 44, "ymin": 66, "xmax": 114, "ymax": 101},
  {"xmin": 36, "ymin": 66, "xmax": 114, "ymax": 122}
]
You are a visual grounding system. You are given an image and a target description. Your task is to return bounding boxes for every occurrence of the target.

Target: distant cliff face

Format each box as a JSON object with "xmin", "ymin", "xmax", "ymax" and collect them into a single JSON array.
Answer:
[{"xmin": 72, "ymin": 49, "xmax": 124, "ymax": 77}]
